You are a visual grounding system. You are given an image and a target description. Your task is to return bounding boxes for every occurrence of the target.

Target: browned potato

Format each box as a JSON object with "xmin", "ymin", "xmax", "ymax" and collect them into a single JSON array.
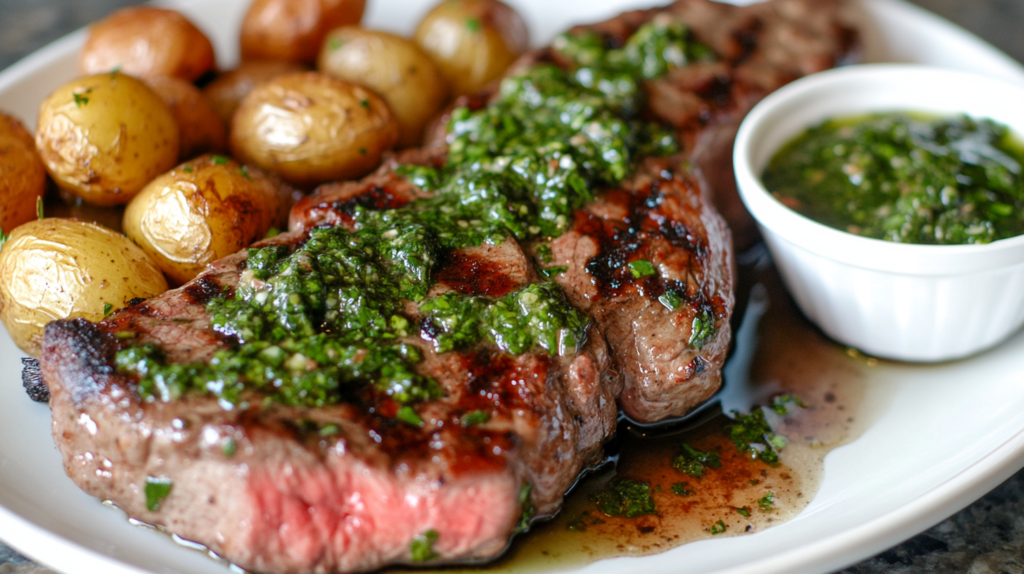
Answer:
[
  {"xmin": 0, "ymin": 218, "xmax": 168, "ymax": 356},
  {"xmin": 240, "ymin": 0, "xmax": 367, "ymax": 63},
  {"xmin": 414, "ymin": 0, "xmax": 529, "ymax": 97},
  {"xmin": 79, "ymin": 6, "xmax": 216, "ymax": 82},
  {"xmin": 145, "ymin": 76, "xmax": 227, "ymax": 160},
  {"xmin": 318, "ymin": 28, "xmax": 448, "ymax": 147},
  {"xmin": 0, "ymin": 112, "xmax": 46, "ymax": 233},
  {"xmin": 229, "ymin": 72, "xmax": 398, "ymax": 188},
  {"xmin": 202, "ymin": 60, "xmax": 307, "ymax": 124},
  {"xmin": 35, "ymin": 73, "xmax": 180, "ymax": 206},
  {"xmin": 123, "ymin": 155, "xmax": 298, "ymax": 285}
]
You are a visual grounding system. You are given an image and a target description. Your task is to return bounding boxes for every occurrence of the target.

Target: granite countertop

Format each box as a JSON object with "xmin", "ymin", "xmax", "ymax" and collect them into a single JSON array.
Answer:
[{"xmin": 1, "ymin": 0, "xmax": 1023, "ymax": 573}]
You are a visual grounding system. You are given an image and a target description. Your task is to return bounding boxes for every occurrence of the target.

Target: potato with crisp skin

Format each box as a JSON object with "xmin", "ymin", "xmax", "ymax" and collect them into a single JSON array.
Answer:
[
  {"xmin": 123, "ymin": 155, "xmax": 298, "ymax": 286},
  {"xmin": 229, "ymin": 72, "xmax": 398, "ymax": 188},
  {"xmin": 0, "ymin": 112, "xmax": 46, "ymax": 234},
  {"xmin": 0, "ymin": 218, "xmax": 168, "ymax": 356},
  {"xmin": 414, "ymin": 0, "xmax": 529, "ymax": 97},
  {"xmin": 79, "ymin": 6, "xmax": 216, "ymax": 82},
  {"xmin": 145, "ymin": 76, "xmax": 227, "ymax": 160},
  {"xmin": 240, "ymin": 0, "xmax": 367, "ymax": 63},
  {"xmin": 35, "ymin": 73, "xmax": 180, "ymax": 206},
  {"xmin": 202, "ymin": 60, "xmax": 307, "ymax": 124},
  {"xmin": 318, "ymin": 28, "xmax": 448, "ymax": 148}
]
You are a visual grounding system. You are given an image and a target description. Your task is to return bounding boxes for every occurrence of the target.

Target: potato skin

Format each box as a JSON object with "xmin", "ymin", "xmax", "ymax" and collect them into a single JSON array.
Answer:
[
  {"xmin": 0, "ymin": 218, "xmax": 168, "ymax": 356},
  {"xmin": 318, "ymin": 28, "xmax": 448, "ymax": 148},
  {"xmin": 0, "ymin": 112, "xmax": 46, "ymax": 234},
  {"xmin": 240, "ymin": 0, "xmax": 367, "ymax": 63},
  {"xmin": 145, "ymin": 76, "xmax": 227, "ymax": 160},
  {"xmin": 35, "ymin": 73, "xmax": 180, "ymax": 206},
  {"xmin": 79, "ymin": 6, "xmax": 216, "ymax": 82},
  {"xmin": 229, "ymin": 72, "xmax": 398, "ymax": 188},
  {"xmin": 123, "ymin": 155, "xmax": 297, "ymax": 285},
  {"xmin": 202, "ymin": 60, "xmax": 307, "ymax": 124},
  {"xmin": 414, "ymin": 0, "xmax": 529, "ymax": 97}
]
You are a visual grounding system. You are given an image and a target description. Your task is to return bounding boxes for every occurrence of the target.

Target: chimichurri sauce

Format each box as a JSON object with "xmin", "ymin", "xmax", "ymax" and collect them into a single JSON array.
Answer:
[
  {"xmin": 762, "ymin": 113, "xmax": 1024, "ymax": 245},
  {"xmin": 115, "ymin": 19, "xmax": 714, "ymax": 413}
]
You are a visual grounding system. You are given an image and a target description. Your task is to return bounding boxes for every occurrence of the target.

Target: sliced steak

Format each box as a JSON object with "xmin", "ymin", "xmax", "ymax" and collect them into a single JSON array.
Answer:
[{"xmin": 44, "ymin": 230, "xmax": 618, "ymax": 573}]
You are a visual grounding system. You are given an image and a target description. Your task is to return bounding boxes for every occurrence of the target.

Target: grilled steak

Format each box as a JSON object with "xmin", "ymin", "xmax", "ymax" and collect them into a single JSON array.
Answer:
[
  {"xmin": 45, "ymin": 231, "xmax": 618, "ymax": 573},
  {"xmin": 41, "ymin": 0, "xmax": 858, "ymax": 571}
]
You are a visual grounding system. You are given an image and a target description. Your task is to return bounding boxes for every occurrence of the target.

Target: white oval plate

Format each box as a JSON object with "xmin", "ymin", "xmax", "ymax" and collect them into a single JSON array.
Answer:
[{"xmin": 1, "ymin": 1, "xmax": 1023, "ymax": 573}]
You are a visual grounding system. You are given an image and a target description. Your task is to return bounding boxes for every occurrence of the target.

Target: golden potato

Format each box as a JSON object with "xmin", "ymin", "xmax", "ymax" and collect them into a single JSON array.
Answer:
[
  {"xmin": 123, "ymin": 155, "xmax": 298, "ymax": 286},
  {"xmin": 229, "ymin": 72, "xmax": 398, "ymax": 188},
  {"xmin": 35, "ymin": 73, "xmax": 180, "ymax": 206},
  {"xmin": 0, "ymin": 112, "xmax": 46, "ymax": 233},
  {"xmin": 240, "ymin": 0, "xmax": 367, "ymax": 63},
  {"xmin": 79, "ymin": 6, "xmax": 216, "ymax": 82},
  {"xmin": 0, "ymin": 218, "xmax": 168, "ymax": 356},
  {"xmin": 414, "ymin": 0, "xmax": 529, "ymax": 97},
  {"xmin": 203, "ymin": 60, "xmax": 307, "ymax": 124},
  {"xmin": 318, "ymin": 28, "xmax": 448, "ymax": 147},
  {"xmin": 145, "ymin": 76, "xmax": 227, "ymax": 160}
]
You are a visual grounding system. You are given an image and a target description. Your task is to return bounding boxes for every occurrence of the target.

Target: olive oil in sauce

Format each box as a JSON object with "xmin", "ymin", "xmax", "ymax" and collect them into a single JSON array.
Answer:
[{"xmin": 433, "ymin": 252, "xmax": 874, "ymax": 573}]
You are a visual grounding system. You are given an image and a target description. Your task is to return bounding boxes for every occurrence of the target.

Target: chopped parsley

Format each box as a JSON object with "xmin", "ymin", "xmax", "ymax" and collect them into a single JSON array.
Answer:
[
  {"xmin": 144, "ymin": 476, "xmax": 173, "ymax": 511},
  {"xmin": 410, "ymin": 530, "xmax": 439, "ymax": 562},
  {"xmin": 628, "ymin": 259, "xmax": 656, "ymax": 278},
  {"xmin": 396, "ymin": 405, "xmax": 424, "ymax": 427},
  {"xmin": 465, "ymin": 17, "xmax": 481, "ymax": 33},
  {"xmin": 591, "ymin": 478, "xmax": 657, "ymax": 518},
  {"xmin": 670, "ymin": 482, "xmax": 694, "ymax": 496},
  {"xmin": 103, "ymin": 303, "xmax": 113, "ymax": 317},
  {"xmin": 757, "ymin": 492, "xmax": 776, "ymax": 511},
  {"xmin": 770, "ymin": 393, "xmax": 807, "ymax": 415},
  {"xmin": 725, "ymin": 408, "xmax": 786, "ymax": 467},
  {"xmin": 672, "ymin": 444, "xmax": 721, "ymax": 478},
  {"xmin": 708, "ymin": 519, "xmax": 727, "ymax": 535},
  {"xmin": 461, "ymin": 410, "xmax": 490, "ymax": 427},
  {"xmin": 735, "ymin": 506, "xmax": 751, "ymax": 517},
  {"xmin": 516, "ymin": 483, "xmax": 535, "ymax": 533},
  {"xmin": 73, "ymin": 88, "xmax": 92, "ymax": 108}
]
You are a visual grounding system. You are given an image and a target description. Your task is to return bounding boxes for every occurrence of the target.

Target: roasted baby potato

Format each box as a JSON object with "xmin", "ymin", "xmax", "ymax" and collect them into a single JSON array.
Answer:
[
  {"xmin": 414, "ymin": 0, "xmax": 528, "ymax": 96},
  {"xmin": 229, "ymin": 72, "xmax": 398, "ymax": 188},
  {"xmin": 145, "ymin": 76, "xmax": 227, "ymax": 160},
  {"xmin": 35, "ymin": 73, "xmax": 180, "ymax": 206},
  {"xmin": 123, "ymin": 155, "xmax": 297, "ymax": 285},
  {"xmin": 240, "ymin": 0, "xmax": 367, "ymax": 63},
  {"xmin": 79, "ymin": 6, "xmax": 216, "ymax": 82},
  {"xmin": 202, "ymin": 60, "xmax": 307, "ymax": 124},
  {"xmin": 318, "ymin": 28, "xmax": 448, "ymax": 147},
  {"xmin": 0, "ymin": 218, "xmax": 168, "ymax": 356},
  {"xmin": 0, "ymin": 112, "xmax": 46, "ymax": 234}
]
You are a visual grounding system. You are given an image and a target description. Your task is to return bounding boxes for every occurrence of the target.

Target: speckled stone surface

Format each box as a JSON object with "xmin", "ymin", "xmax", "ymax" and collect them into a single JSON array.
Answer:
[{"xmin": 0, "ymin": 1, "xmax": 1023, "ymax": 573}]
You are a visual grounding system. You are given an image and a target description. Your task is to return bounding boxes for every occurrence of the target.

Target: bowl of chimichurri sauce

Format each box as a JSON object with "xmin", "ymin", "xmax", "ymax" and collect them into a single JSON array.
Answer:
[{"xmin": 734, "ymin": 64, "xmax": 1024, "ymax": 362}]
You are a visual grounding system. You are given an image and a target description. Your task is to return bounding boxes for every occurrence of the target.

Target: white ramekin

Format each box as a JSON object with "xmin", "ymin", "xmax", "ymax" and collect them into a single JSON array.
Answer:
[{"xmin": 734, "ymin": 64, "xmax": 1024, "ymax": 362}]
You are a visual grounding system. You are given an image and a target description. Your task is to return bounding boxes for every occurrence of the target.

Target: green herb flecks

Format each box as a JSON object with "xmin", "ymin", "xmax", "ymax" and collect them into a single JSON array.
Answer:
[
  {"xmin": 628, "ymin": 259, "xmax": 656, "ymax": 278},
  {"xmin": 410, "ymin": 530, "xmax": 439, "ymax": 562},
  {"xmin": 708, "ymin": 519, "xmax": 727, "ymax": 535},
  {"xmin": 396, "ymin": 405, "xmax": 424, "ymax": 427},
  {"xmin": 103, "ymin": 303, "xmax": 113, "ymax": 317},
  {"xmin": 770, "ymin": 393, "xmax": 807, "ymax": 415},
  {"xmin": 144, "ymin": 476, "xmax": 173, "ymax": 511},
  {"xmin": 672, "ymin": 443, "xmax": 721, "ymax": 478},
  {"xmin": 419, "ymin": 282, "xmax": 590, "ymax": 357},
  {"xmin": 725, "ymin": 408, "xmax": 786, "ymax": 467},
  {"xmin": 461, "ymin": 410, "xmax": 490, "ymax": 427},
  {"xmin": 757, "ymin": 492, "xmax": 776, "ymax": 511},
  {"xmin": 591, "ymin": 478, "xmax": 657, "ymax": 518},
  {"xmin": 516, "ymin": 483, "xmax": 535, "ymax": 533},
  {"xmin": 670, "ymin": 482, "xmax": 694, "ymax": 496},
  {"xmin": 688, "ymin": 305, "xmax": 715, "ymax": 349},
  {"xmin": 735, "ymin": 506, "xmax": 751, "ymax": 517},
  {"xmin": 73, "ymin": 88, "xmax": 92, "ymax": 108}
]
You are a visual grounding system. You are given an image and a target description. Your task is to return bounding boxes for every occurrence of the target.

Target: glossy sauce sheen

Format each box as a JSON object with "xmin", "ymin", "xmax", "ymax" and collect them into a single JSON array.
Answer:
[{"xmin": 405, "ymin": 253, "xmax": 872, "ymax": 572}]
